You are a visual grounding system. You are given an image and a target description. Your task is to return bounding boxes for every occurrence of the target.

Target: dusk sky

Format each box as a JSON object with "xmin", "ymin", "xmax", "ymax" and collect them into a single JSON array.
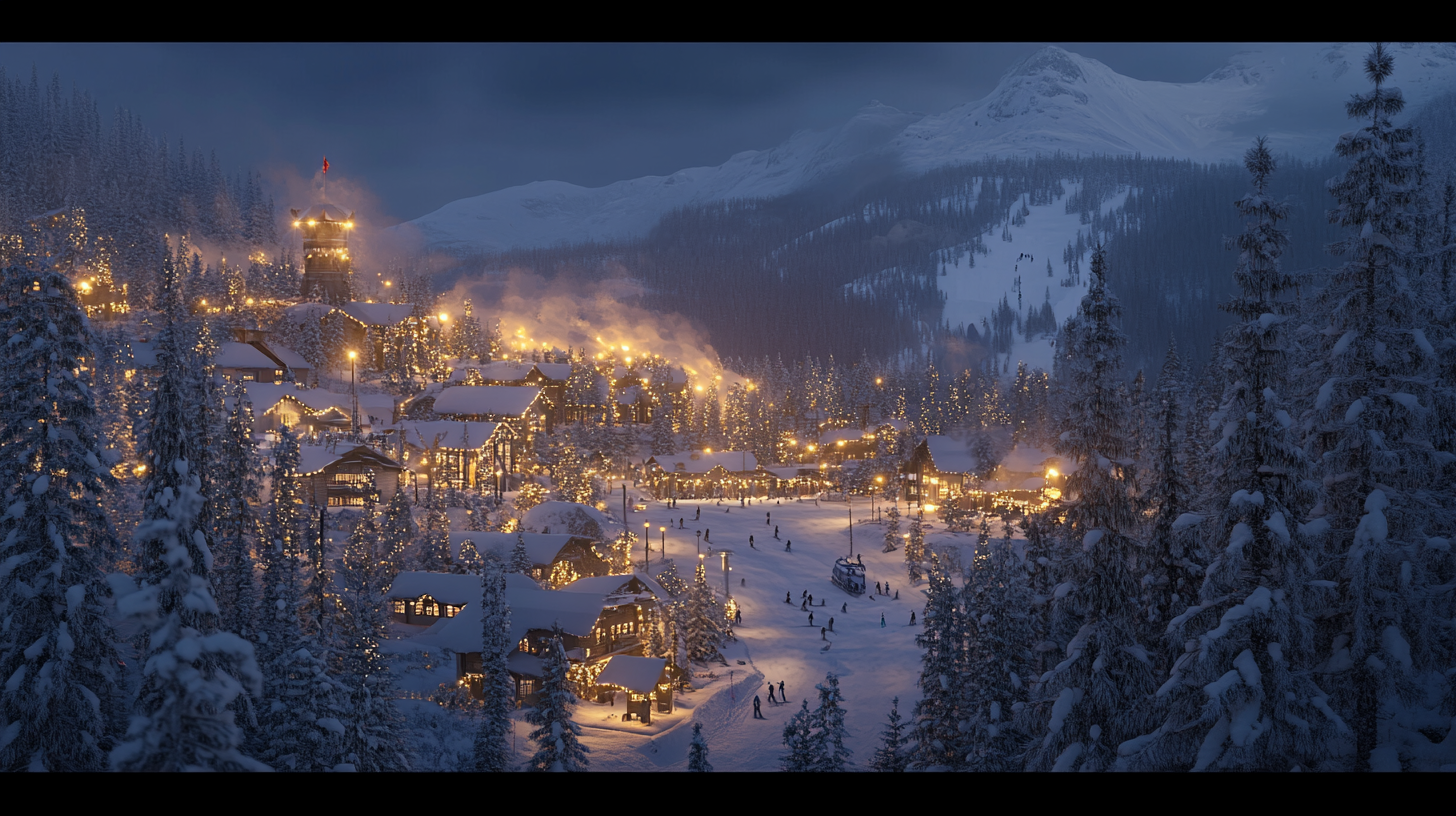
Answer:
[{"xmin": 2, "ymin": 43, "xmax": 1253, "ymax": 223}]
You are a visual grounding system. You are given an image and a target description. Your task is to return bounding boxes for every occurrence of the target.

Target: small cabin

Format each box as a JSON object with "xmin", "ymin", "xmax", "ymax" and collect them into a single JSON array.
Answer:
[
  {"xmin": 296, "ymin": 444, "xmax": 406, "ymax": 507},
  {"xmin": 385, "ymin": 572, "xmax": 481, "ymax": 626},
  {"xmin": 592, "ymin": 655, "xmax": 674, "ymax": 722},
  {"xmin": 451, "ymin": 532, "xmax": 609, "ymax": 587}
]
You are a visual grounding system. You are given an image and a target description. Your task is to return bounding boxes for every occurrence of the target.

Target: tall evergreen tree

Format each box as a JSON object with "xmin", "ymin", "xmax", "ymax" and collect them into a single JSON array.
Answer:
[
  {"xmin": 1023, "ymin": 246, "xmax": 1154, "ymax": 772},
  {"xmin": 909, "ymin": 555, "xmax": 966, "ymax": 770},
  {"xmin": 472, "ymin": 563, "xmax": 514, "ymax": 772},
  {"xmin": 869, "ymin": 697, "xmax": 910, "ymax": 772},
  {"xmin": 214, "ymin": 382, "xmax": 262, "ymax": 641},
  {"xmin": 686, "ymin": 722, "xmax": 712, "ymax": 772},
  {"xmin": 0, "ymin": 264, "xmax": 126, "ymax": 771},
  {"xmin": 1295, "ymin": 44, "xmax": 1446, "ymax": 770},
  {"xmin": 780, "ymin": 699, "xmax": 815, "ymax": 772},
  {"xmin": 810, "ymin": 673, "xmax": 852, "ymax": 771},
  {"xmin": 526, "ymin": 625, "xmax": 589, "ymax": 771}
]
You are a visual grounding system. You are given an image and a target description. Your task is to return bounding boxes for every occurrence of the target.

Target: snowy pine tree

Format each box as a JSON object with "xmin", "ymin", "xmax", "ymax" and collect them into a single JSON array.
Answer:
[
  {"xmin": 0, "ymin": 264, "xmax": 127, "ymax": 771},
  {"xmin": 415, "ymin": 485, "xmax": 453, "ymax": 572},
  {"xmin": 686, "ymin": 721, "xmax": 712, "ymax": 771},
  {"xmin": 1022, "ymin": 246, "xmax": 1155, "ymax": 772},
  {"xmin": 526, "ymin": 625, "xmax": 589, "ymax": 772},
  {"xmin": 883, "ymin": 502, "xmax": 901, "ymax": 553},
  {"xmin": 472, "ymin": 563, "xmax": 514, "ymax": 772},
  {"xmin": 111, "ymin": 465, "xmax": 268, "ymax": 771},
  {"xmin": 810, "ymin": 672, "xmax": 852, "ymax": 771},
  {"xmin": 214, "ymin": 381, "xmax": 262, "ymax": 641},
  {"xmin": 683, "ymin": 559, "xmax": 730, "ymax": 663},
  {"xmin": 909, "ymin": 555, "xmax": 966, "ymax": 770},
  {"xmin": 780, "ymin": 699, "xmax": 815, "ymax": 772},
  {"xmin": 869, "ymin": 697, "xmax": 910, "ymax": 772},
  {"xmin": 962, "ymin": 531, "xmax": 1033, "ymax": 771}
]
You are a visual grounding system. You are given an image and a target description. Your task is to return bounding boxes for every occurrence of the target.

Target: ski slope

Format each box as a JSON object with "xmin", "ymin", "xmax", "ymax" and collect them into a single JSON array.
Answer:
[{"xmin": 390, "ymin": 495, "xmax": 996, "ymax": 771}]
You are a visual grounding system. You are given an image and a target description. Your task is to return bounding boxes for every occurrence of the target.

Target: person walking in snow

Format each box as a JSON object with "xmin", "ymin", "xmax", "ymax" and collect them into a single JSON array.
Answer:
[
  {"xmin": 821, "ymin": 627, "xmax": 826, "ymax": 641},
  {"xmin": 875, "ymin": 581, "xmax": 882, "ymax": 596},
  {"xmin": 766, "ymin": 512, "xmax": 770, "ymax": 525},
  {"xmin": 778, "ymin": 681, "xmax": 785, "ymax": 698},
  {"xmin": 749, "ymin": 535, "xmax": 754, "ymax": 548},
  {"xmin": 808, "ymin": 594, "xmax": 813, "ymax": 606},
  {"xmin": 808, "ymin": 612, "xmax": 814, "ymax": 626},
  {"xmin": 885, "ymin": 581, "xmax": 890, "ymax": 597},
  {"xmin": 767, "ymin": 683, "xmax": 776, "ymax": 703},
  {"xmin": 785, "ymin": 540, "xmax": 791, "ymax": 552},
  {"xmin": 753, "ymin": 696, "xmax": 764, "ymax": 718},
  {"xmin": 801, "ymin": 599, "xmax": 808, "ymax": 611},
  {"xmin": 841, "ymin": 603, "xmax": 847, "ymax": 613},
  {"xmin": 785, "ymin": 592, "xmax": 791, "ymax": 604},
  {"xmin": 774, "ymin": 525, "xmax": 779, "ymax": 539},
  {"xmin": 910, "ymin": 611, "xmax": 916, "ymax": 625},
  {"xmin": 880, "ymin": 613, "xmax": 886, "ymax": 628},
  {"xmin": 894, "ymin": 590, "xmax": 899, "ymax": 599},
  {"xmin": 828, "ymin": 617, "xmax": 834, "ymax": 632},
  {"xmin": 735, "ymin": 608, "xmax": 742, "ymax": 625},
  {"xmin": 696, "ymin": 507, "xmax": 700, "ymax": 520}
]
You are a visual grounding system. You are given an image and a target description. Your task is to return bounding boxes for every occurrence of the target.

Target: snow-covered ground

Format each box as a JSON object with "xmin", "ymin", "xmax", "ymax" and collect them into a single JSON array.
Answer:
[{"xmin": 388, "ymin": 495, "xmax": 994, "ymax": 771}]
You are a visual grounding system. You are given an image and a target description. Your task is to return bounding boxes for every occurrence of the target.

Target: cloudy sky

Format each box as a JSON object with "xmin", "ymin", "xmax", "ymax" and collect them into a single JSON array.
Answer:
[{"xmin": 3, "ymin": 43, "xmax": 1251, "ymax": 223}]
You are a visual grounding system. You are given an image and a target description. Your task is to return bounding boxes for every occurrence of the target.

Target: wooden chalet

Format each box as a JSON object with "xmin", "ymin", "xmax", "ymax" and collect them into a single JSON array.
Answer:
[
  {"xmin": 900, "ymin": 435, "xmax": 980, "ymax": 508},
  {"xmin": 429, "ymin": 384, "xmax": 553, "ymax": 439},
  {"xmin": 330, "ymin": 301, "xmax": 417, "ymax": 370},
  {"xmin": 296, "ymin": 444, "xmax": 407, "ymax": 506},
  {"xmin": 478, "ymin": 360, "xmax": 572, "ymax": 426},
  {"xmin": 243, "ymin": 383, "xmax": 358, "ymax": 435},
  {"xmin": 215, "ymin": 342, "xmax": 288, "ymax": 385},
  {"xmin": 644, "ymin": 450, "xmax": 760, "ymax": 500},
  {"xmin": 418, "ymin": 571, "xmax": 672, "ymax": 707},
  {"xmin": 397, "ymin": 419, "xmax": 519, "ymax": 489}
]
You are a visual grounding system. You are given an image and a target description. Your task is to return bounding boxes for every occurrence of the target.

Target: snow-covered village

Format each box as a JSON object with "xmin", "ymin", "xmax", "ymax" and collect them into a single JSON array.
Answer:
[{"xmin": 2, "ymin": 41, "xmax": 1456, "ymax": 773}]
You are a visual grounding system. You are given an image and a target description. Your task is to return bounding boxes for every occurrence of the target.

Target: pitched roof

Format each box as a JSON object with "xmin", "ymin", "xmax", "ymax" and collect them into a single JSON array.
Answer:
[
  {"xmin": 269, "ymin": 344, "xmax": 310, "ymax": 370},
  {"xmin": 295, "ymin": 444, "xmax": 404, "ymax": 475},
  {"xmin": 595, "ymin": 656, "xmax": 668, "ymax": 693},
  {"xmin": 924, "ymin": 435, "xmax": 978, "ymax": 474},
  {"xmin": 398, "ymin": 420, "xmax": 509, "ymax": 452},
  {"xmin": 215, "ymin": 342, "xmax": 279, "ymax": 369},
  {"xmin": 340, "ymin": 301, "xmax": 415, "ymax": 326},
  {"xmin": 450, "ymin": 532, "xmax": 583, "ymax": 566},
  {"xmin": 386, "ymin": 570, "xmax": 539, "ymax": 606},
  {"xmin": 432, "ymin": 385, "xmax": 543, "ymax": 418},
  {"xmin": 424, "ymin": 582, "xmax": 608, "ymax": 652},
  {"xmin": 648, "ymin": 450, "xmax": 758, "ymax": 474},
  {"xmin": 558, "ymin": 573, "xmax": 667, "ymax": 602},
  {"xmin": 294, "ymin": 203, "xmax": 352, "ymax": 222},
  {"xmin": 243, "ymin": 383, "xmax": 353, "ymax": 422},
  {"xmin": 282, "ymin": 302, "xmax": 336, "ymax": 323}
]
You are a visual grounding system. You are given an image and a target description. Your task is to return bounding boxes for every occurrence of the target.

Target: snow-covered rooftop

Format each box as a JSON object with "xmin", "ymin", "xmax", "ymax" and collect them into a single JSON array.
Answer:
[
  {"xmin": 215, "ymin": 342, "xmax": 279, "ymax": 370},
  {"xmin": 594, "ymin": 655, "xmax": 668, "ymax": 693},
  {"xmin": 649, "ymin": 450, "xmax": 758, "ymax": 474},
  {"xmin": 819, "ymin": 427, "xmax": 868, "ymax": 444},
  {"xmin": 450, "ymin": 531, "xmax": 583, "ymax": 566},
  {"xmin": 340, "ymin": 301, "xmax": 415, "ymax": 327},
  {"xmin": 397, "ymin": 420, "xmax": 508, "ymax": 451},
  {"xmin": 282, "ymin": 302, "xmax": 336, "ymax": 323},
  {"xmin": 387, "ymin": 571, "xmax": 483, "ymax": 606},
  {"xmin": 924, "ymin": 435, "xmax": 978, "ymax": 475},
  {"xmin": 558, "ymin": 573, "xmax": 667, "ymax": 602},
  {"xmin": 269, "ymin": 344, "xmax": 310, "ymax": 371},
  {"xmin": 243, "ymin": 383, "xmax": 352, "ymax": 422},
  {"xmin": 432, "ymin": 385, "xmax": 543, "ymax": 418},
  {"xmin": 425, "ymin": 582, "xmax": 608, "ymax": 652},
  {"xmin": 521, "ymin": 501, "xmax": 623, "ymax": 539},
  {"xmin": 295, "ymin": 203, "xmax": 352, "ymax": 222},
  {"xmin": 999, "ymin": 443, "xmax": 1069, "ymax": 475}
]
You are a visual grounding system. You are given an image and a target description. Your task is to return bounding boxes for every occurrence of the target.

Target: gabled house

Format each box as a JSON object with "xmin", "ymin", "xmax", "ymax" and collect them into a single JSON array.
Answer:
[
  {"xmin": 295, "ymin": 444, "xmax": 407, "ymax": 507},
  {"xmin": 643, "ymin": 450, "xmax": 759, "ymax": 500},
  {"xmin": 450, "ymin": 531, "xmax": 608, "ymax": 586},
  {"xmin": 396, "ymin": 419, "xmax": 519, "ymax": 489}
]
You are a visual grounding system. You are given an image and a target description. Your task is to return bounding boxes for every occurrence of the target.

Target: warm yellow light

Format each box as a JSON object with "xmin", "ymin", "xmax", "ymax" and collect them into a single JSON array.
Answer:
[
  {"xmin": 439, "ymin": 313, "xmax": 449, "ymax": 322},
  {"xmin": 348, "ymin": 350, "xmax": 357, "ymax": 359},
  {"xmin": 705, "ymin": 448, "xmax": 712, "ymax": 454},
  {"xmin": 695, "ymin": 385, "xmax": 703, "ymax": 392},
  {"xmin": 876, "ymin": 476, "xmax": 884, "ymax": 483},
  {"xmin": 307, "ymin": 220, "xmax": 317, "ymax": 226},
  {"xmin": 200, "ymin": 299, "xmax": 207, "ymax": 305},
  {"xmin": 1047, "ymin": 468, "xmax": 1059, "ymax": 478},
  {"xmin": 345, "ymin": 221, "xmax": 354, "ymax": 229},
  {"xmin": 384, "ymin": 281, "xmax": 392, "ymax": 287},
  {"xmin": 876, "ymin": 378, "xmax": 883, "ymax": 385},
  {"xmin": 621, "ymin": 345, "xmax": 629, "ymax": 352},
  {"xmin": 246, "ymin": 298, "xmax": 254, "ymax": 305},
  {"xmin": 837, "ymin": 440, "xmax": 846, "ymax": 447},
  {"xmin": 292, "ymin": 221, "xmax": 300, "ymax": 228}
]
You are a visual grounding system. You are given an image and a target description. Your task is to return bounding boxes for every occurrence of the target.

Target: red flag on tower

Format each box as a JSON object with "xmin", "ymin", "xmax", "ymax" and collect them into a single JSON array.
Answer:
[{"xmin": 322, "ymin": 156, "xmax": 330, "ymax": 175}]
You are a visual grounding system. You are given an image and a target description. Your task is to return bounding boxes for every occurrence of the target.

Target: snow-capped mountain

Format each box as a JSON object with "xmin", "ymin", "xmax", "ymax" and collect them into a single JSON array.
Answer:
[{"xmin": 405, "ymin": 43, "xmax": 1456, "ymax": 254}]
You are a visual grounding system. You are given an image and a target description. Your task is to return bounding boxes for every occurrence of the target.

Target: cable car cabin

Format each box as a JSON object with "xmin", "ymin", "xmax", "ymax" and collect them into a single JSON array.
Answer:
[{"xmin": 832, "ymin": 556, "xmax": 866, "ymax": 596}]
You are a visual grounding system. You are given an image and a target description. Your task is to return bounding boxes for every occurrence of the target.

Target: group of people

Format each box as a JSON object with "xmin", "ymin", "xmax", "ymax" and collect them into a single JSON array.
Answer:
[{"xmin": 753, "ymin": 679, "xmax": 791, "ymax": 718}]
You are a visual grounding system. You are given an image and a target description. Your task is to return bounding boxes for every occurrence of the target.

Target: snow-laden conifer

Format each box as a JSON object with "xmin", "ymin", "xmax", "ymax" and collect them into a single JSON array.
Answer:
[
  {"xmin": 962, "ymin": 529, "xmax": 1033, "ymax": 771},
  {"xmin": 882, "ymin": 501, "xmax": 900, "ymax": 553},
  {"xmin": 526, "ymin": 625, "xmax": 589, "ymax": 771},
  {"xmin": 0, "ymin": 265, "xmax": 126, "ymax": 771},
  {"xmin": 111, "ymin": 464, "xmax": 268, "ymax": 771},
  {"xmin": 909, "ymin": 554, "xmax": 965, "ymax": 770},
  {"xmin": 869, "ymin": 697, "xmax": 909, "ymax": 772},
  {"xmin": 472, "ymin": 563, "xmax": 514, "ymax": 772},
  {"xmin": 1138, "ymin": 337, "xmax": 1199, "ymax": 652},
  {"xmin": 686, "ymin": 721, "xmax": 712, "ymax": 771},
  {"xmin": 810, "ymin": 672, "xmax": 852, "ymax": 771},
  {"xmin": 214, "ymin": 381, "xmax": 262, "ymax": 641},
  {"xmin": 1022, "ymin": 246, "xmax": 1155, "ymax": 772},
  {"xmin": 780, "ymin": 699, "xmax": 815, "ymax": 772},
  {"xmin": 415, "ymin": 486, "xmax": 453, "ymax": 572},
  {"xmin": 1122, "ymin": 137, "xmax": 1350, "ymax": 772}
]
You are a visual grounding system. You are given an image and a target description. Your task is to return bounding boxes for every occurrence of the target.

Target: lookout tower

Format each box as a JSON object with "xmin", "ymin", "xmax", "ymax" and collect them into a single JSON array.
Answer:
[{"xmin": 290, "ymin": 203, "xmax": 355, "ymax": 303}]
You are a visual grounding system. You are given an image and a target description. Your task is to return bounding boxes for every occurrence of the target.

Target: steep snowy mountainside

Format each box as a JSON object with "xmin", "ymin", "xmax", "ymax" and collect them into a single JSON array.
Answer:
[
  {"xmin": 406, "ymin": 43, "xmax": 1456, "ymax": 254},
  {"xmin": 407, "ymin": 102, "xmax": 923, "ymax": 254}
]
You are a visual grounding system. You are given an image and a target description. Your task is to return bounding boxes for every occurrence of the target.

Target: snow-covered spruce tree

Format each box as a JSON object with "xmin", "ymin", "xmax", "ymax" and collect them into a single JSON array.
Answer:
[
  {"xmin": 905, "ymin": 509, "xmax": 925, "ymax": 583},
  {"xmin": 268, "ymin": 424, "xmax": 308, "ymax": 560},
  {"xmin": 780, "ymin": 699, "xmax": 815, "ymax": 772},
  {"xmin": 415, "ymin": 485, "xmax": 453, "ymax": 572},
  {"xmin": 1121, "ymin": 137, "xmax": 1350, "ymax": 772},
  {"xmin": 650, "ymin": 410, "xmax": 676, "ymax": 456},
  {"xmin": 378, "ymin": 484, "xmax": 416, "ymax": 578},
  {"xmin": 111, "ymin": 466, "xmax": 269, "ymax": 771},
  {"xmin": 214, "ymin": 381, "xmax": 263, "ymax": 641},
  {"xmin": 882, "ymin": 501, "xmax": 901, "ymax": 553},
  {"xmin": 869, "ymin": 697, "xmax": 910, "ymax": 772},
  {"xmin": 810, "ymin": 673, "xmax": 852, "ymax": 771},
  {"xmin": 1138, "ymin": 336, "xmax": 1200, "ymax": 658},
  {"xmin": 335, "ymin": 472, "xmax": 391, "ymax": 679},
  {"xmin": 1294, "ymin": 45, "xmax": 1449, "ymax": 770},
  {"xmin": 508, "ymin": 531, "xmax": 535, "ymax": 577},
  {"xmin": 1021, "ymin": 246, "xmax": 1155, "ymax": 773},
  {"xmin": 909, "ymin": 554, "xmax": 967, "ymax": 770},
  {"xmin": 472, "ymin": 564, "xmax": 514, "ymax": 772},
  {"xmin": 526, "ymin": 625, "xmax": 589, "ymax": 771},
  {"xmin": 515, "ymin": 480, "xmax": 548, "ymax": 514},
  {"xmin": 552, "ymin": 443, "xmax": 593, "ymax": 505},
  {"xmin": 253, "ymin": 611, "xmax": 350, "ymax": 771},
  {"xmin": 962, "ymin": 530, "xmax": 1034, "ymax": 771},
  {"xmin": 684, "ymin": 559, "xmax": 730, "ymax": 663},
  {"xmin": 686, "ymin": 721, "xmax": 712, "ymax": 771},
  {"xmin": 0, "ymin": 265, "xmax": 127, "ymax": 771}
]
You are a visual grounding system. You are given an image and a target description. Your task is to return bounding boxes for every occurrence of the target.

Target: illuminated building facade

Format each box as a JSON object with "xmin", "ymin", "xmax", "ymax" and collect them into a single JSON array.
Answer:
[{"xmin": 290, "ymin": 203, "xmax": 354, "ymax": 303}]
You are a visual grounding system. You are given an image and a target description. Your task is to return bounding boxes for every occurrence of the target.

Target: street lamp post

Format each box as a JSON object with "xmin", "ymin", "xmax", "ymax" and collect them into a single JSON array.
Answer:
[
  {"xmin": 659, "ymin": 526, "xmax": 666, "ymax": 561},
  {"xmin": 644, "ymin": 521, "xmax": 651, "ymax": 571},
  {"xmin": 696, "ymin": 530, "xmax": 702, "ymax": 555},
  {"xmin": 348, "ymin": 350, "xmax": 359, "ymax": 437}
]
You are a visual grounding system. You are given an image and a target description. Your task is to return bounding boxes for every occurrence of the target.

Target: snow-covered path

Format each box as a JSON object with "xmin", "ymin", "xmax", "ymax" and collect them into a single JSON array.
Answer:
[{"xmin": 569, "ymin": 495, "xmax": 978, "ymax": 771}]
